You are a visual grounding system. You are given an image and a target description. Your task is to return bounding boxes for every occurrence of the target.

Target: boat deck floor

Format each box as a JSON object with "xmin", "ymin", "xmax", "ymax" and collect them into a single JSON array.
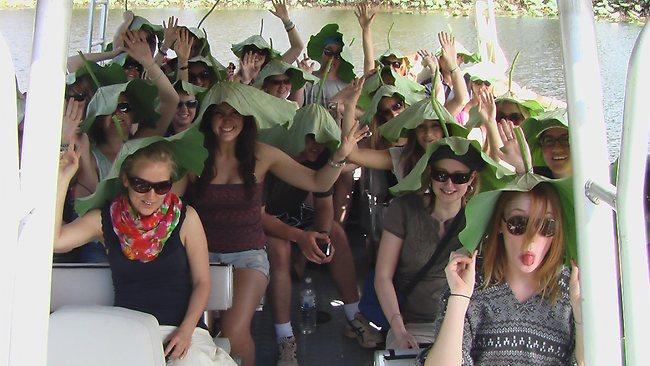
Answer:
[{"xmin": 250, "ymin": 226, "xmax": 378, "ymax": 366}]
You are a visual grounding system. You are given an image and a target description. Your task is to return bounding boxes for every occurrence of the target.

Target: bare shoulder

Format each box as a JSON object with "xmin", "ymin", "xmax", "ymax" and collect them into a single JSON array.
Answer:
[{"xmin": 183, "ymin": 205, "xmax": 203, "ymax": 227}]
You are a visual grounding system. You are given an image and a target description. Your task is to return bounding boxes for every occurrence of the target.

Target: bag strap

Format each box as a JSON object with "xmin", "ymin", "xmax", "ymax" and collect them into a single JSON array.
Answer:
[{"xmin": 400, "ymin": 207, "xmax": 466, "ymax": 298}]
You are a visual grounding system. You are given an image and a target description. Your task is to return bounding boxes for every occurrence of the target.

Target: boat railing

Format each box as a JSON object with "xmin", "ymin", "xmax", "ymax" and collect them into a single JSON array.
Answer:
[{"xmin": 86, "ymin": 0, "xmax": 110, "ymax": 53}]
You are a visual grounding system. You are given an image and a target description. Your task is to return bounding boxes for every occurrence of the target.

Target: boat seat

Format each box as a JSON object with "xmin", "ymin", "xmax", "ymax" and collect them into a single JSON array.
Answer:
[{"xmin": 48, "ymin": 262, "xmax": 234, "ymax": 366}]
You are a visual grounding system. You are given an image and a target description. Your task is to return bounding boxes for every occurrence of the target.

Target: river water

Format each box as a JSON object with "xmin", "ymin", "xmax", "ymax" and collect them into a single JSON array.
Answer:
[{"xmin": 0, "ymin": 8, "xmax": 643, "ymax": 159}]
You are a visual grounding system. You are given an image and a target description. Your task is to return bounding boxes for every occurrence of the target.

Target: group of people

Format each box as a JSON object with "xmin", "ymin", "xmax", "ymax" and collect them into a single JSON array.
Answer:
[{"xmin": 38, "ymin": 1, "xmax": 588, "ymax": 365}]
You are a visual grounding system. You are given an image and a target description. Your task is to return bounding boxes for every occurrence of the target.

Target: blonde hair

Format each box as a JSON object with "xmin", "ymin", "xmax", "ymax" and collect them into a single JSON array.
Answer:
[
  {"xmin": 120, "ymin": 142, "xmax": 177, "ymax": 181},
  {"xmin": 481, "ymin": 183, "xmax": 565, "ymax": 303}
]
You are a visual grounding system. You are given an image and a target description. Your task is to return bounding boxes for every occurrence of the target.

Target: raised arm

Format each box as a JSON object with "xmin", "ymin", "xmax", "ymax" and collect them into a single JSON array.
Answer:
[
  {"xmin": 165, "ymin": 205, "xmax": 211, "ymax": 361},
  {"xmin": 439, "ymin": 32, "xmax": 469, "ymax": 116},
  {"xmin": 355, "ymin": 2, "xmax": 376, "ymax": 75},
  {"xmin": 476, "ymin": 90, "xmax": 502, "ymax": 162},
  {"xmin": 271, "ymin": 0, "xmax": 304, "ymax": 64},
  {"xmin": 122, "ymin": 30, "xmax": 179, "ymax": 138},
  {"xmin": 375, "ymin": 230, "xmax": 419, "ymax": 349},
  {"xmin": 174, "ymin": 28, "xmax": 194, "ymax": 83},
  {"xmin": 54, "ymin": 142, "xmax": 103, "ymax": 253},
  {"xmin": 423, "ymin": 250, "xmax": 476, "ymax": 366},
  {"xmin": 155, "ymin": 16, "xmax": 178, "ymax": 66}
]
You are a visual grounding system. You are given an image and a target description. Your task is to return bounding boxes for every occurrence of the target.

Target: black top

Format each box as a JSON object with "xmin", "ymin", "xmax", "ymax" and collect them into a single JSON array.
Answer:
[
  {"xmin": 101, "ymin": 204, "xmax": 206, "ymax": 329},
  {"xmin": 534, "ymin": 166, "xmax": 556, "ymax": 179},
  {"xmin": 264, "ymin": 151, "xmax": 333, "ymax": 216}
]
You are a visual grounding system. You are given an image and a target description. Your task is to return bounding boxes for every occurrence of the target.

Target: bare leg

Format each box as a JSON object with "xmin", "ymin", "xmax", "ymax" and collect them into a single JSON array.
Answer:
[
  {"xmin": 333, "ymin": 171, "xmax": 354, "ymax": 224},
  {"xmin": 219, "ymin": 268, "xmax": 268, "ymax": 366},
  {"xmin": 267, "ymin": 235, "xmax": 293, "ymax": 325},
  {"xmin": 327, "ymin": 222, "xmax": 359, "ymax": 304}
]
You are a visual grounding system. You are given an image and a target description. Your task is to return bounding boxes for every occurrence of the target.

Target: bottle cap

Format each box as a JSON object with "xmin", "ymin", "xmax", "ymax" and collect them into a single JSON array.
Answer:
[{"xmin": 305, "ymin": 277, "xmax": 312, "ymax": 284}]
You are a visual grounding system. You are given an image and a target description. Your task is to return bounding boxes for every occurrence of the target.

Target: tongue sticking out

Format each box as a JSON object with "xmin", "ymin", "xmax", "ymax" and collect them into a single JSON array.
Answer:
[{"xmin": 521, "ymin": 253, "xmax": 535, "ymax": 266}]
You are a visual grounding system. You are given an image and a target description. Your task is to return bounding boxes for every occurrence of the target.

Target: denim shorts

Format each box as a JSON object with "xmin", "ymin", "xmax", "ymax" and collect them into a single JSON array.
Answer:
[{"xmin": 209, "ymin": 248, "xmax": 270, "ymax": 278}]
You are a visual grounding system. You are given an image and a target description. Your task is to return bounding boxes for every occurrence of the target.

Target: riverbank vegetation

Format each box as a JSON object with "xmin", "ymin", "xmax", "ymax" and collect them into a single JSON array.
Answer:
[{"xmin": 0, "ymin": 0, "xmax": 647, "ymax": 23}]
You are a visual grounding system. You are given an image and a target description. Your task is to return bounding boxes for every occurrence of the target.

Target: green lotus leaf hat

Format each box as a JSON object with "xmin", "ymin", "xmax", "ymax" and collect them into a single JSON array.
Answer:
[
  {"xmin": 495, "ymin": 93, "xmax": 546, "ymax": 118},
  {"xmin": 74, "ymin": 125, "xmax": 208, "ymax": 216},
  {"xmin": 457, "ymin": 173, "xmax": 576, "ymax": 261},
  {"xmin": 80, "ymin": 78, "xmax": 160, "ymax": 134},
  {"xmin": 253, "ymin": 59, "xmax": 319, "ymax": 93},
  {"xmin": 280, "ymin": 104, "xmax": 341, "ymax": 157},
  {"xmin": 358, "ymin": 66, "xmax": 425, "ymax": 110},
  {"xmin": 173, "ymin": 79, "xmax": 207, "ymax": 103},
  {"xmin": 521, "ymin": 108, "xmax": 568, "ymax": 167},
  {"xmin": 389, "ymin": 136, "xmax": 513, "ymax": 197},
  {"xmin": 106, "ymin": 15, "xmax": 164, "ymax": 65},
  {"xmin": 194, "ymin": 81, "xmax": 297, "ymax": 130},
  {"xmin": 307, "ymin": 23, "xmax": 356, "ymax": 83},
  {"xmin": 66, "ymin": 61, "xmax": 127, "ymax": 87},
  {"xmin": 378, "ymin": 48, "xmax": 409, "ymax": 67},
  {"xmin": 185, "ymin": 26, "xmax": 212, "ymax": 57},
  {"xmin": 231, "ymin": 34, "xmax": 282, "ymax": 60},
  {"xmin": 187, "ymin": 54, "xmax": 228, "ymax": 83},
  {"xmin": 462, "ymin": 61, "xmax": 504, "ymax": 86},
  {"xmin": 361, "ymin": 84, "xmax": 426, "ymax": 125}
]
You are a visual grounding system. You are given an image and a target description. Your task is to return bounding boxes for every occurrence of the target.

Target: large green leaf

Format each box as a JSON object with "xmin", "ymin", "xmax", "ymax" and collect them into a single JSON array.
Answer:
[
  {"xmin": 74, "ymin": 125, "xmax": 208, "ymax": 216},
  {"xmin": 253, "ymin": 59, "xmax": 319, "ymax": 93},
  {"xmin": 378, "ymin": 97, "xmax": 469, "ymax": 143},
  {"xmin": 360, "ymin": 84, "xmax": 425, "ymax": 125},
  {"xmin": 188, "ymin": 54, "xmax": 228, "ymax": 83},
  {"xmin": 378, "ymin": 48, "xmax": 409, "ymax": 65},
  {"xmin": 231, "ymin": 35, "xmax": 282, "ymax": 60},
  {"xmin": 458, "ymin": 173, "xmax": 576, "ymax": 261},
  {"xmin": 80, "ymin": 79, "xmax": 160, "ymax": 134},
  {"xmin": 358, "ymin": 66, "xmax": 425, "ymax": 110},
  {"xmin": 521, "ymin": 108, "xmax": 569, "ymax": 167},
  {"xmin": 389, "ymin": 136, "xmax": 513, "ymax": 196},
  {"xmin": 185, "ymin": 26, "xmax": 211, "ymax": 57},
  {"xmin": 194, "ymin": 81, "xmax": 297, "ymax": 130},
  {"xmin": 129, "ymin": 15, "xmax": 164, "ymax": 40},
  {"xmin": 462, "ymin": 61, "xmax": 505, "ymax": 85},
  {"xmin": 66, "ymin": 61, "xmax": 127, "ymax": 87},
  {"xmin": 496, "ymin": 95, "xmax": 546, "ymax": 118},
  {"xmin": 306, "ymin": 23, "xmax": 356, "ymax": 83},
  {"xmin": 280, "ymin": 104, "xmax": 341, "ymax": 157}
]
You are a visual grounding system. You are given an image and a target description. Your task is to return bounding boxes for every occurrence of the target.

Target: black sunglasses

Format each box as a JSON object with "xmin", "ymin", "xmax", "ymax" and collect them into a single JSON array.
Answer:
[
  {"xmin": 431, "ymin": 169, "xmax": 472, "ymax": 184},
  {"xmin": 502, "ymin": 215, "xmax": 557, "ymax": 237},
  {"xmin": 127, "ymin": 176, "xmax": 173, "ymax": 195},
  {"xmin": 67, "ymin": 92, "xmax": 87, "ymax": 102},
  {"xmin": 496, "ymin": 112, "xmax": 524, "ymax": 123},
  {"xmin": 381, "ymin": 59, "xmax": 403, "ymax": 69},
  {"xmin": 190, "ymin": 70, "xmax": 212, "ymax": 81},
  {"xmin": 116, "ymin": 102, "xmax": 131, "ymax": 114},
  {"xmin": 243, "ymin": 46, "xmax": 267, "ymax": 56},
  {"xmin": 539, "ymin": 134, "xmax": 570, "ymax": 149},
  {"xmin": 177, "ymin": 100, "xmax": 199, "ymax": 109},
  {"xmin": 124, "ymin": 63, "xmax": 144, "ymax": 73},
  {"xmin": 323, "ymin": 48, "xmax": 342, "ymax": 59}
]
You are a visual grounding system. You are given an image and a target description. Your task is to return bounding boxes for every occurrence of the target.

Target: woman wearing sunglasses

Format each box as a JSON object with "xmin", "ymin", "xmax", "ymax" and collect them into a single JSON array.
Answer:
[
  {"xmin": 167, "ymin": 81, "xmax": 206, "ymax": 136},
  {"xmin": 253, "ymin": 59, "xmax": 318, "ymax": 106},
  {"xmin": 521, "ymin": 109, "xmax": 572, "ymax": 179},
  {"xmin": 417, "ymin": 179, "xmax": 583, "ymax": 366},
  {"xmin": 374, "ymin": 138, "xmax": 491, "ymax": 350},
  {"xmin": 54, "ymin": 136, "xmax": 236, "ymax": 365}
]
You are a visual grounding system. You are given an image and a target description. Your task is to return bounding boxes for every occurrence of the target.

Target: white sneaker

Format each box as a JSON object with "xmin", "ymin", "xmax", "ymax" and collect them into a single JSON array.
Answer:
[{"xmin": 277, "ymin": 336, "xmax": 299, "ymax": 366}]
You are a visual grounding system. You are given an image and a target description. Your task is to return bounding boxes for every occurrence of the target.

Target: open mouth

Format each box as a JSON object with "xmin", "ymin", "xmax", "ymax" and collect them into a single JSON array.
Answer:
[
  {"xmin": 520, "ymin": 251, "xmax": 536, "ymax": 266},
  {"xmin": 552, "ymin": 155, "xmax": 568, "ymax": 161},
  {"xmin": 439, "ymin": 188, "xmax": 457, "ymax": 195},
  {"xmin": 142, "ymin": 200, "xmax": 153, "ymax": 207},
  {"xmin": 220, "ymin": 125, "xmax": 235, "ymax": 133}
]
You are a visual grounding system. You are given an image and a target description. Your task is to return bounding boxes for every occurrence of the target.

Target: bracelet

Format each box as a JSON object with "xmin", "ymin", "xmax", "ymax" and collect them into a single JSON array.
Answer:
[
  {"xmin": 178, "ymin": 65, "xmax": 189, "ymax": 70},
  {"xmin": 389, "ymin": 313, "xmax": 402, "ymax": 326},
  {"xmin": 60, "ymin": 143, "xmax": 70, "ymax": 153},
  {"xmin": 283, "ymin": 20, "xmax": 295, "ymax": 32},
  {"xmin": 148, "ymin": 69, "xmax": 164, "ymax": 83},
  {"xmin": 449, "ymin": 66, "xmax": 459, "ymax": 74},
  {"xmin": 449, "ymin": 293, "xmax": 471, "ymax": 300},
  {"xmin": 328, "ymin": 157, "xmax": 347, "ymax": 169}
]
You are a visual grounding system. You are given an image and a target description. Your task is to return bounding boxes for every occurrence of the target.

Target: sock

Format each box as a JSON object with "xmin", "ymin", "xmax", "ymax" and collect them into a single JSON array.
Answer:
[
  {"xmin": 275, "ymin": 322, "xmax": 294, "ymax": 342},
  {"xmin": 344, "ymin": 301, "xmax": 360, "ymax": 322}
]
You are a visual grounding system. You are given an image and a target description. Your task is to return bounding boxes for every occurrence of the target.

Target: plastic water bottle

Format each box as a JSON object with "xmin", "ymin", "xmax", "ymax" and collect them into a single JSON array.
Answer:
[{"xmin": 300, "ymin": 277, "xmax": 317, "ymax": 335}]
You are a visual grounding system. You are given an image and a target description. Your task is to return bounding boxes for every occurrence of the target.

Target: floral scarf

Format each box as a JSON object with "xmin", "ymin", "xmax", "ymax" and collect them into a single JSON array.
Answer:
[{"xmin": 110, "ymin": 193, "xmax": 183, "ymax": 262}]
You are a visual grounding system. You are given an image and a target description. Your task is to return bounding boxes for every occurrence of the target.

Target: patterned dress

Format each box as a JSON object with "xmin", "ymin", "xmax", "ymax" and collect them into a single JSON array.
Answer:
[{"xmin": 415, "ymin": 266, "xmax": 576, "ymax": 366}]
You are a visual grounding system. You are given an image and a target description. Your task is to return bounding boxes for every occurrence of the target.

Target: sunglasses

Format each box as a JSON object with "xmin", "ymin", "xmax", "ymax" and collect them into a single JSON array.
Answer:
[
  {"xmin": 323, "ymin": 48, "xmax": 342, "ymax": 59},
  {"xmin": 116, "ymin": 102, "xmax": 131, "ymax": 114},
  {"xmin": 539, "ymin": 134, "xmax": 570, "ymax": 149},
  {"xmin": 190, "ymin": 70, "xmax": 212, "ymax": 81},
  {"xmin": 67, "ymin": 92, "xmax": 88, "ymax": 102},
  {"xmin": 127, "ymin": 176, "xmax": 173, "ymax": 195},
  {"xmin": 502, "ymin": 215, "xmax": 557, "ymax": 237},
  {"xmin": 381, "ymin": 60, "xmax": 403, "ymax": 69},
  {"xmin": 431, "ymin": 169, "xmax": 473, "ymax": 184},
  {"xmin": 177, "ymin": 100, "xmax": 199, "ymax": 109},
  {"xmin": 243, "ymin": 46, "xmax": 267, "ymax": 56},
  {"xmin": 496, "ymin": 112, "xmax": 525, "ymax": 123},
  {"xmin": 267, "ymin": 78, "xmax": 292, "ymax": 86},
  {"xmin": 124, "ymin": 63, "xmax": 144, "ymax": 73}
]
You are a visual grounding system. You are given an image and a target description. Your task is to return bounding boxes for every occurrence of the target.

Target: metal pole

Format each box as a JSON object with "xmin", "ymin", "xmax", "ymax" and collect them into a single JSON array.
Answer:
[
  {"xmin": 10, "ymin": 1, "xmax": 72, "ymax": 365},
  {"xmin": 557, "ymin": 0, "xmax": 624, "ymax": 365},
  {"xmin": 0, "ymin": 33, "xmax": 20, "ymax": 366},
  {"xmin": 86, "ymin": 0, "xmax": 96, "ymax": 53},
  {"xmin": 616, "ymin": 20, "xmax": 650, "ymax": 366},
  {"xmin": 98, "ymin": 1, "xmax": 108, "ymax": 52}
]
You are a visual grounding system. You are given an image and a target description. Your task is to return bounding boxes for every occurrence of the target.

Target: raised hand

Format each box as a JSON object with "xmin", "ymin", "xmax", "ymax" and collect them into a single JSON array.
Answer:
[
  {"xmin": 417, "ymin": 49, "xmax": 438, "ymax": 71},
  {"xmin": 163, "ymin": 326, "xmax": 193, "ymax": 361},
  {"xmin": 174, "ymin": 28, "xmax": 194, "ymax": 63},
  {"xmin": 335, "ymin": 116, "xmax": 370, "ymax": 162},
  {"xmin": 444, "ymin": 249, "xmax": 477, "ymax": 298},
  {"xmin": 477, "ymin": 89, "xmax": 496, "ymax": 126},
  {"xmin": 438, "ymin": 31, "xmax": 458, "ymax": 72},
  {"xmin": 162, "ymin": 16, "xmax": 179, "ymax": 48},
  {"xmin": 270, "ymin": 0, "xmax": 290, "ymax": 23},
  {"xmin": 58, "ymin": 137, "xmax": 80, "ymax": 183},
  {"xmin": 497, "ymin": 120, "xmax": 526, "ymax": 173},
  {"xmin": 239, "ymin": 51, "xmax": 261, "ymax": 85},
  {"xmin": 61, "ymin": 98, "xmax": 85, "ymax": 144},
  {"xmin": 355, "ymin": 2, "xmax": 376, "ymax": 30},
  {"xmin": 296, "ymin": 230, "xmax": 334, "ymax": 264},
  {"xmin": 123, "ymin": 29, "xmax": 154, "ymax": 65},
  {"xmin": 298, "ymin": 53, "xmax": 315, "ymax": 74},
  {"xmin": 112, "ymin": 11, "xmax": 134, "ymax": 52}
]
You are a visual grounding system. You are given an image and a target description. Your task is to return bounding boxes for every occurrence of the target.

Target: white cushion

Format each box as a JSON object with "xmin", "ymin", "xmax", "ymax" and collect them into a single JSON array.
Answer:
[{"xmin": 47, "ymin": 306, "xmax": 165, "ymax": 366}]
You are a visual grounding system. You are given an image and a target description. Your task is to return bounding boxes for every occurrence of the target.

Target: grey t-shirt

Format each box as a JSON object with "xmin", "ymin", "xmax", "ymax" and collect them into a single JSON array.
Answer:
[
  {"xmin": 382, "ymin": 194, "xmax": 463, "ymax": 323},
  {"xmin": 415, "ymin": 267, "xmax": 576, "ymax": 366}
]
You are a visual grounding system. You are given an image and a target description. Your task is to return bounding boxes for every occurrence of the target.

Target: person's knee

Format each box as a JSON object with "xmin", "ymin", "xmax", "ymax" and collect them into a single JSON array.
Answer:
[
  {"xmin": 330, "ymin": 222, "xmax": 350, "ymax": 250},
  {"xmin": 267, "ymin": 237, "xmax": 292, "ymax": 271}
]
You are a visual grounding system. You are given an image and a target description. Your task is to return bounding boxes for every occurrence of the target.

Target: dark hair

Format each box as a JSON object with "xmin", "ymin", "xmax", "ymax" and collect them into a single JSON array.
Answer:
[
  {"xmin": 400, "ymin": 128, "xmax": 426, "ymax": 177},
  {"xmin": 197, "ymin": 104, "xmax": 258, "ymax": 198},
  {"xmin": 88, "ymin": 93, "xmax": 133, "ymax": 145}
]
